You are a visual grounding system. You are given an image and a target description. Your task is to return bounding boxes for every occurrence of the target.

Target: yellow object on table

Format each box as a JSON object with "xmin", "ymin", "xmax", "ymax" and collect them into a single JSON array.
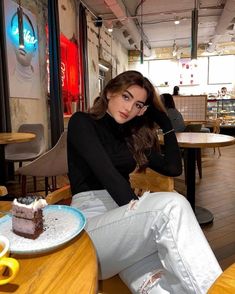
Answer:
[
  {"xmin": 0, "ymin": 186, "xmax": 8, "ymax": 197},
  {"xmin": 207, "ymin": 263, "xmax": 235, "ymax": 293}
]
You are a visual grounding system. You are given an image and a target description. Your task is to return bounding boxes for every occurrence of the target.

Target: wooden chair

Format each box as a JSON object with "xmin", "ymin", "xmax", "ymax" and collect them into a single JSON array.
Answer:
[
  {"xmin": 204, "ymin": 119, "xmax": 222, "ymax": 157},
  {"xmin": 207, "ymin": 263, "xmax": 235, "ymax": 294},
  {"xmin": 212, "ymin": 119, "xmax": 221, "ymax": 157},
  {"xmin": 46, "ymin": 168, "xmax": 174, "ymax": 294}
]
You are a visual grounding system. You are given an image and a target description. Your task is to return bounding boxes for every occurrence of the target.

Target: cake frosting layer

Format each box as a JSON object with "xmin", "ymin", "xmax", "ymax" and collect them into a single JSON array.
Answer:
[
  {"xmin": 12, "ymin": 195, "xmax": 47, "ymax": 239},
  {"xmin": 13, "ymin": 196, "xmax": 47, "ymax": 210}
]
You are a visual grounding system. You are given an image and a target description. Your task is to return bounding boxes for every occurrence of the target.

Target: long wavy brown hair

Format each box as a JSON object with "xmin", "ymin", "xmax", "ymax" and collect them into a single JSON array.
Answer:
[{"xmin": 89, "ymin": 70, "xmax": 166, "ymax": 170}]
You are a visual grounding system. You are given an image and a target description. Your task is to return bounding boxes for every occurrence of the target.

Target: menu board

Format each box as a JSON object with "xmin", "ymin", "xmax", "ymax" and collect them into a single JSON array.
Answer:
[
  {"xmin": 178, "ymin": 59, "xmax": 199, "ymax": 86},
  {"xmin": 173, "ymin": 95, "xmax": 207, "ymax": 121}
]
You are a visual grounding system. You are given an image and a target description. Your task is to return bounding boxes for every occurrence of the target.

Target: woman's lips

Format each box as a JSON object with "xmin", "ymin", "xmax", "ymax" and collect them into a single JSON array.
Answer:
[{"xmin": 119, "ymin": 112, "xmax": 128, "ymax": 119}]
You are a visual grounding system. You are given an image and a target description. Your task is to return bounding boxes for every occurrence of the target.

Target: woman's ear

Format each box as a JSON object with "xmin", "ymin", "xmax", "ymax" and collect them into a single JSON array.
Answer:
[{"xmin": 137, "ymin": 105, "xmax": 148, "ymax": 116}]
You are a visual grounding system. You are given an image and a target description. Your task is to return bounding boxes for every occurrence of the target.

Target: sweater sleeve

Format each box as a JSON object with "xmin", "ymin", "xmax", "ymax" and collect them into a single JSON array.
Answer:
[
  {"xmin": 147, "ymin": 131, "xmax": 183, "ymax": 177},
  {"xmin": 145, "ymin": 107, "xmax": 183, "ymax": 176},
  {"xmin": 67, "ymin": 113, "xmax": 137, "ymax": 206}
]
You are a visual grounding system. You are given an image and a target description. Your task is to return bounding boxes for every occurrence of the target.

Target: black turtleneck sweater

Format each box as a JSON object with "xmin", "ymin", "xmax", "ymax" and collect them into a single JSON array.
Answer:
[{"xmin": 67, "ymin": 112, "xmax": 182, "ymax": 206}]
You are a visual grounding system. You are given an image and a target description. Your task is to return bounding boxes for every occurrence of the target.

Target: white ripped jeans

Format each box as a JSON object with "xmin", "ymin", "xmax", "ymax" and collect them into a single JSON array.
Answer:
[{"xmin": 71, "ymin": 190, "xmax": 222, "ymax": 294}]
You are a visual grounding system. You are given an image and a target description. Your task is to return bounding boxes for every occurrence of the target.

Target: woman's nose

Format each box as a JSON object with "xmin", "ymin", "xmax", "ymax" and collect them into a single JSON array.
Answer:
[{"xmin": 125, "ymin": 101, "xmax": 134, "ymax": 112}]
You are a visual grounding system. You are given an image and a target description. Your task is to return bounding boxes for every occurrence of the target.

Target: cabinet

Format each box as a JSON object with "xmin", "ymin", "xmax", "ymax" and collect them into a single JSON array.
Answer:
[{"xmin": 207, "ymin": 98, "xmax": 235, "ymax": 127}]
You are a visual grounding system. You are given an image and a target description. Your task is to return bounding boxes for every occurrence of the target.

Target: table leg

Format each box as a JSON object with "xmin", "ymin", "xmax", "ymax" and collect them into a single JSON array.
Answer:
[
  {"xmin": 0, "ymin": 145, "xmax": 6, "ymax": 185},
  {"xmin": 185, "ymin": 148, "xmax": 214, "ymax": 225}
]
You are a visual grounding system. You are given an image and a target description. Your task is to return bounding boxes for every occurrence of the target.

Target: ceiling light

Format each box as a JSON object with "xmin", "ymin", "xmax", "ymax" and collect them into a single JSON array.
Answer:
[
  {"xmin": 174, "ymin": 17, "xmax": 180, "ymax": 25},
  {"xmin": 99, "ymin": 63, "xmax": 109, "ymax": 72},
  {"xmin": 106, "ymin": 21, "xmax": 113, "ymax": 33},
  {"xmin": 172, "ymin": 40, "xmax": 178, "ymax": 57},
  {"xmin": 128, "ymin": 38, "xmax": 135, "ymax": 45},
  {"xmin": 122, "ymin": 30, "xmax": 130, "ymax": 38},
  {"xmin": 107, "ymin": 26, "xmax": 113, "ymax": 33}
]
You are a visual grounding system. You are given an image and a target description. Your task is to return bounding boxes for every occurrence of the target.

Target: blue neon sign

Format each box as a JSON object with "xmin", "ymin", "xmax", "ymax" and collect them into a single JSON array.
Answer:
[{"xmin": 10, "ymin": 12, "xmax": 37, "ymax": 52}]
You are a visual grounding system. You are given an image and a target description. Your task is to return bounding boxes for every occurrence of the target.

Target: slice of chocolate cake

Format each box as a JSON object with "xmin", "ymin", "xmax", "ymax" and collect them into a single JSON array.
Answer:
[{"xmin": 12, "ymin": 195, "xmax": 48, "ymax": 239}]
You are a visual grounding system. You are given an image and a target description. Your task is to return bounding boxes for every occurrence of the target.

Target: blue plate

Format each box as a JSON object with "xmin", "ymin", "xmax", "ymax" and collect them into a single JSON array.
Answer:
[{"xmin": 0, "ymin": 205, "xmax": 86, "ymax": 255}]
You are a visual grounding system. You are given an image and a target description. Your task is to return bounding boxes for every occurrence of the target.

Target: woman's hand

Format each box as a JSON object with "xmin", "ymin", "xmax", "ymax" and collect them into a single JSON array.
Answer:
[{"xmin": 146, "ymin": 105, "xmax": 173, "ymax": 132}]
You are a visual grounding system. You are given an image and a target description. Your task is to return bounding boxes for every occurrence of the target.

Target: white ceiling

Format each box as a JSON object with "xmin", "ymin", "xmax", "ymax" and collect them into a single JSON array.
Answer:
[{"xmin": 81, "ymin": 0, "xmax": 235, "ymax": 55}]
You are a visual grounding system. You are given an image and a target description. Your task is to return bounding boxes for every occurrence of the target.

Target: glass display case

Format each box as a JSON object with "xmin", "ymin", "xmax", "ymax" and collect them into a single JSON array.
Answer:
[{"xmin": 207, "ymin": 98, "xmax": 235, "ymax": 127}]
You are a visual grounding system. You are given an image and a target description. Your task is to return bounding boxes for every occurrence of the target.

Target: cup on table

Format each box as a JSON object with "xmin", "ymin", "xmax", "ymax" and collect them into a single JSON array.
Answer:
[{"xmin": 0, "ymin": 235, "xmax": 19, "ymax": 285}]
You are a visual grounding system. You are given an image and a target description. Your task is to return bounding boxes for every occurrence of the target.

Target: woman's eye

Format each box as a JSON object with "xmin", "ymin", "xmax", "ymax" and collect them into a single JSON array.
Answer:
[
  {"xmin": 136, "ymin": 103, "xmax": 144, "ymax": 109},
  {"xmin": 122, "ymin": 94, "xmax": 130, "ymax": 101}
]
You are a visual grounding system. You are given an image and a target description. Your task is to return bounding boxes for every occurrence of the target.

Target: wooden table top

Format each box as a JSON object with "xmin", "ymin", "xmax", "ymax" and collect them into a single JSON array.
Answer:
[
  {"xmin": 0, "ymin": 133, "xmax": 36, "ymax": 145},
  {"xmin": 0, "ymin": 202, "xmax": 98, "ymax": 294},
  {"xmin": 175, "ymin": 132, "xmax": 235, "ymax": 148}
]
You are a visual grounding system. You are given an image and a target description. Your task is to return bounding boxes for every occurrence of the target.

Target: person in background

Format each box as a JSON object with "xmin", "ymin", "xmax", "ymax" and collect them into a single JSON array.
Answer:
[
  {"xmin": 67, "ymin": 70, "xmax": 222, "ymax": 294},
  {"xmin": 220, "ymin": 86, "xmax": 230, "ymax": 99},
  {"xmin": 161, "ymin": 93, "xmax": 185, "ymax": 132},
  {"xmin": 173, "ymin": 85, "xmax": 180, "ymax": 96}
]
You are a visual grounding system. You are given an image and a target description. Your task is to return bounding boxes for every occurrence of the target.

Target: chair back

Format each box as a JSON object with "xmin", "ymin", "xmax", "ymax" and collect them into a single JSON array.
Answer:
[
  {"xmin": 130, "ymin": 168, "xmax": 174, "ymax": 196},
  {"xmin": 46, "ymin": 168, "xmax": 174, "ymax": 204},
  {"xmin": 212, "ymin": 119, "xmax": 221, "ymax": 134},
  {"xmin": 184, "ymin": 124, "xmax": 202, "ymax": 132},
  {"xmin": 5, "ymin": 123, "xmax": 46, "ymax": 161},
  {"xmin": 17, "ymin": 131, "xmax": 68, "ymax": 177}
]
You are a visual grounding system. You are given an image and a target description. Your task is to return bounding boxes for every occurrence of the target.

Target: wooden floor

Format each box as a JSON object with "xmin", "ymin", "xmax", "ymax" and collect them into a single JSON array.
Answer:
[
  {"xmin": 5, "ymin": 144, "xmax": 235, "ymax": 271},
  {"xmin": 174, "ymin": 144, "xmax": 235, "ymax": 270}
]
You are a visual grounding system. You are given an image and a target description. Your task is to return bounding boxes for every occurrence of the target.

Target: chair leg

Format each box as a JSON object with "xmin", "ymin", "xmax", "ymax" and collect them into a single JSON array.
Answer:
[
  {"xmin": 196, "ymin": 149, "xmax": 202, "ymax": 179},
  {"xmin": 51, "ymin": 176, "xmax": 57, "ymax": 191},
  {"xmin": 21, "ymin": 175, "xmax": 27, "ymax": 195},
  {"xmin": 18, "ymin": 162, "xmax": 23, "ymax": 183},
  {"xmin": 45, "ymin": 177, "xmax": 49, "ymax": 196}
]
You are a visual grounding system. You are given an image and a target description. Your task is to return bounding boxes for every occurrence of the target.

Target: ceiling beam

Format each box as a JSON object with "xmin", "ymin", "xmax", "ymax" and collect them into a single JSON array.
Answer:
[
  {"xmin": 104, "ymin": 0, "xmax": 152, "ymax": 56},
  {"xmin": 207, "ymin": 0, "xmax": 235, "ymax": 52}
]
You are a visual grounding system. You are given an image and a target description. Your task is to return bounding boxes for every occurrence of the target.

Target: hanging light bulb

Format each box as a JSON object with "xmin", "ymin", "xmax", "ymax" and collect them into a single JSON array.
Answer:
[
  {"xmin": 17, "ymin": 0, "xmax": 24, "ymax": 48},
  {"xmin": 172, "ymin": 40, "xmax": 178, "ymax": 57},
  {"xmin": 174, "ymin": 17, "xmax": 180, "ymax": 25}
]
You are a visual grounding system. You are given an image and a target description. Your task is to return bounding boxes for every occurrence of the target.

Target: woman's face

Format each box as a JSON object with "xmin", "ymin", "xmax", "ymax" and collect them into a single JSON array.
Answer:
[{"xmin": 107, "ymin": 85, "xmax": 148, "ymax": 124}]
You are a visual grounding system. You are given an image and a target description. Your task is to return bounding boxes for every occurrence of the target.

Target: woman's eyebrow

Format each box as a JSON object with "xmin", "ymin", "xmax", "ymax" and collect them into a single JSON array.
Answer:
[
  {"xmin": 125, "ymin": 89, "xmax": 134, "ymax": 98},
  {"xmin": 125, "ymin": 90, "xmax": 145, "ymax": 105}
]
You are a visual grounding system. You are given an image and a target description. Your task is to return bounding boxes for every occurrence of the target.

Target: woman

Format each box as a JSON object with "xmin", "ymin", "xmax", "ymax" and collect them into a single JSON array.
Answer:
[
  {"xmin": 161, "ymin": 93, "xmax": 186, "ymax": 132},
  {"xmin": 173, "ymin": 85, "xmax": 179, "ymax": 96},
  {"xmin": 67, "ymin": 71, "xmax": 221, "ymax": 293}
]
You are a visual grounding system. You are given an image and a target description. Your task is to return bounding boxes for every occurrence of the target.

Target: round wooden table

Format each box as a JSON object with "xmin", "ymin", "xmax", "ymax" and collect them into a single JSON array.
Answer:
[
  {"xmin": 0, "ymin": 133, "xmax": 36, "ymax": 145},
  {"xmin": 176, "ymin": 133, "xmax": 235, "ymax": 224},
  {"xmin": 0, "ymin": 201, "xmax": 98, "ymax": 293},
  {"xmin": 0, "ymin": 132, "xmax": 36, "ymax": 185}
]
